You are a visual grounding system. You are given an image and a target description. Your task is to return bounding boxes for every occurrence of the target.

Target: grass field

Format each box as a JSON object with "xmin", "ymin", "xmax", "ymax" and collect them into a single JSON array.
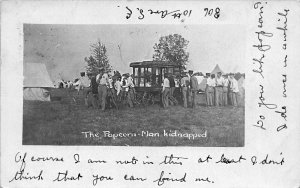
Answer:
[{"xmin": 23, "ymin": 88, "xmax": 244, "ymax": 146}]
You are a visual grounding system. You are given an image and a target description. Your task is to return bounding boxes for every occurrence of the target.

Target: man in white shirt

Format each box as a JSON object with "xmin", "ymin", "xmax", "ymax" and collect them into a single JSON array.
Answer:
[
  {"xmin": 229, "ymin": 73, "xmax": 239, "ymax": 107},
  {"xmin": 215, "ymin": 72, "xmax": 224, "ymax": 107},
  {"xmin": 97, "ymin": 71, "xmax": 109, "ymax": 111},
  {"xmin": 162, "ymin": 74, "xmax": 170, "ymax": 108},
  {"xmin": 74, "ymin": 72, "xmax": 90, "ymax": 96},
  {"xmin": 114, "ymin": 77, "xmax": 122, "ymax": 97},
  {"xmin": 125, "ymin": 74, "xmax": 134, "ymax": 108},
  {"xmin": 80, "ymin": 73, "xmax": 90, "ymax": 89}
]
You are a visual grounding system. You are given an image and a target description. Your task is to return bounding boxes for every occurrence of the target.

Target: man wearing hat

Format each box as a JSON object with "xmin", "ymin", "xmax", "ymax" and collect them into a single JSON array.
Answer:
[
  {"xmin": 180, "ymin": 72, "xmax": 189, "ymax": 108},
  {"xmin": 97, "ymin": 70, "xmax": 109, "ymax": 111},
  {"xmin": 215, "ymin": 71, "xmax": 224, "ymax": 107}
]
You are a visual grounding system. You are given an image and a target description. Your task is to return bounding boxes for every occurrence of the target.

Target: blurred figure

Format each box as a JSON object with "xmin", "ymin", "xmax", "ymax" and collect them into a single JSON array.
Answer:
[
  {"xmin": 74, "ymin": 72, "xmax": 90, "ymax": 96},
  {"xmin": 187, "ymin": 70, "xmax": 193, "ymax": 105},
  {"xmin": 121, "ymin": 75, "xmax": 127, "ymax": 104},
  {"xmin": 222, "ymin": 74, "xmax": 230, "ymax": 106},
  {"xmin": 190, "ymin": 72, "xmax": 199, "ymax": 108},
  {"xmin": 180, "ymin": 72, "xmax": 189, "ymax": 108},
  {"xmin": 215, "ymin": 72, "xmax": 224, "ymax": 106},
  {"xmin": 229, "ymin": 73, "xmax": 239, "ymax": 107},
  {"xmin": 85, "ymin": 74, "xmax": 99, "ymax": 108},
  {"xmin": 129, "ymin": 74, "xmax": 136, "ymax": 102},
  {"xmin": 169, "ymin": 75, "xmax": 176, "ymax": 98},
  {"xmin": 97, "ymin": 70, "xmax": 109, "ymax": 111},
  {"xmin": 126, "ymin": 74, "xmax": 134, "ymax": 108},
  {"xmin": 114, "ymin": 76, "xmax": 122, "ymax": 101},
  {"xmin": 90, "ymin": 74, "xmax": 98, "ymax": 96},
  {"xmin": 162, "ymin": 74, "xmax": 170, "ymax": 108},
  {"xmin": 206, "ymin": 74, "xmax": 216, "ymax": 107},
  {"xmin": 107, "ymin": 74, "xmax": 117, "ymax": 109}
]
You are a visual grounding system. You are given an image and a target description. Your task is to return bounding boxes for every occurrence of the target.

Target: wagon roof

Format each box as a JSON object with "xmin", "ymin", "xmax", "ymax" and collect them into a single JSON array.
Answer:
[{"xmin": 130, "ymin": 61, "xmax": 180, "ymax": 68}]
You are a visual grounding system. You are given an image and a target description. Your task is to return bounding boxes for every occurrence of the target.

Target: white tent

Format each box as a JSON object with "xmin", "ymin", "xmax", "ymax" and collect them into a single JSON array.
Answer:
[
  {"xmin": 23, "ymin": 63, "xmax": 54, "ymax": 101},
  {"xmin": 211, "ymin": 64, "xmax": 224, "ymax": 75}
]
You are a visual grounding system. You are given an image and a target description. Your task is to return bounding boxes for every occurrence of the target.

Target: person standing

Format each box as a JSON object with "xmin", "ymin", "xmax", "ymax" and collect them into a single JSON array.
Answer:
[
  {"xmin": 85, "ymin": 74, "xmax": 98, "ymax": 108},
  {"xmin": 169, "ymin": 75, "xmax": 176, "ymax": 98},
  {"xmin": 190, "ymin": 72, "xmax": 199, "ymax": 108},
  {"xmin": 206, "ymin": 74, "xmax": 216, "ymax": 107},
  {"xmin": 114, "ymin": 76, "xmax": 122, "ymax": 102},
  {"xmin": 107, "ymin": 74, "xmax": 117, "ymax": 109},
  {"xmin": 180, "ymin": 73, "xmax": 189, "ymax": 108},
  {"xmin": 215, "ymin": 72, "xmax": 224, "ymax": 107},
  {"xmin": 187, "ymin": 70, "xmax": 193, "ymax": 105},
  {"xmin": 75, "ymin": 72, "xmax": 90, "ymax": 96},
  {"xmin": 222, "ymin": 74, "xmax": 230, "ymax": 106},
  {"xmin": 97, "ymin": 70, "xmax": 109, "ymax": 111},
  {"xmin": 90, "ymin": 74, "xmax": 98, "ymax": 95},
  {"xmin": 162, "ymin": 74, "xmax": 170, "ymax": 108},
  {"xmin": 229, "ymin": 73, "xmax": 239, "ymax": 107},
  {"xmin": 126, "ymin": 74, "xmax": 134, "ymax": 108}
]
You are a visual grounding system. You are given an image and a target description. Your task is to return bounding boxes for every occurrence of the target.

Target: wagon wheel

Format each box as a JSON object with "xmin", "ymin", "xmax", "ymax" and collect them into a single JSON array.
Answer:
[
  {"xmin": 134, "ymin": 92, "xmax": 143, "ymax": 106},
  {"xmin": 141, "ymin": 92, "xmax": 149, "ymax": 106},
  {"xmin": 147, "ymin": 92, "xmax": 155, "ymax": 105}
]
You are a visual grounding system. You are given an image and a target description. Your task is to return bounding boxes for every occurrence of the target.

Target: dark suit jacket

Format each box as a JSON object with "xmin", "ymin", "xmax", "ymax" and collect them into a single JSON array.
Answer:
[{"xmin": 190, "ymin": 76, "xmax": 198, "ymax": 91}]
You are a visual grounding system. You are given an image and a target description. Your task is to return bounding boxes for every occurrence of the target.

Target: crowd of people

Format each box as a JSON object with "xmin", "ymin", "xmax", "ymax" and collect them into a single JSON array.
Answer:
[
  {"xmin": 77, "ymin": 71, "xmax": 136, "ymax": 111},
  {"xmin": 205, "ymin": 71, "xmax": 240, "ymax": 107},
  {"xmin": 73, "ymin": 69, "xmax": 241, "ymax": 111},
  {"xmin": 161, "ymin": 70, "xmax": 240, "ymax": 109}
]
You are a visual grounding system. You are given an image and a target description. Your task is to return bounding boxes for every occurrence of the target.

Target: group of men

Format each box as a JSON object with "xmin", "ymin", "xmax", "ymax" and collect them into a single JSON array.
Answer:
[
  {"xmin": 79, "ymin": 69, "xmax": 240, "ymax": 111},
  {"xmin": 162, "ymin": 70, "xmax": 240, "ymax": 109},
  {"xmin": 162, "ymin": 70, "xmax": 199, "ymax": 108},
  {"xmin": 205, "ymin": 72, "xmax": 239, "ymax": 107},
  {"xmin": 85, "ymin": 70, "xmax": 135, "ymax": 111}
]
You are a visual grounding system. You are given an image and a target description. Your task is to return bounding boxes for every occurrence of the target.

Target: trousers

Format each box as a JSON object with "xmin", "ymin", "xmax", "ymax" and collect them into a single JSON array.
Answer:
[
  {"xmin": 191, "ymin": 90, "xmax": 197, "ymax": 108},
  {"xmin": 98, "ymin": 85, "xmax": 107, "ymax": 110},
  {"xmin": 127, "ymin": 89, "xmax": 134, "ymax": 108},
  {"xmin": 215, "ymin": 87, "xmax": 223, "ymax": 106},
  {"xmin": 162, "ymin": 87, "xmax": 170, "ymax": 108},
  {"xmin": 206, "ymin": 86, "xmax": 214, "ymax": 106},
  {"xmin": 223, "ymin": 87, "xmax": 228, "ymax": 106},
  {"xmin": 182, "ymin": 87, "xmax": 188, "ymax": 108},
  {"xmin": 229, "ymin": 91, "xmax": 238, "ymax": 106}
]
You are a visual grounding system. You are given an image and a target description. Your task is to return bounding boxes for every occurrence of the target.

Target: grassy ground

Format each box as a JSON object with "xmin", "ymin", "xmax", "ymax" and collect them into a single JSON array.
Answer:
[{"xmin": 23, "ymin": 88, "xmax": 244, "ymax": 146}]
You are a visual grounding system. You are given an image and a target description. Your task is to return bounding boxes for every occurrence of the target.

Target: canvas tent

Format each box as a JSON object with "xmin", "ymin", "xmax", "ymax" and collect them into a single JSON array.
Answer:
[
  {"xmin": 211, "ymin": 64, "xmax": 224, "ymax": 75},
  {"xmin": 24, "ymin": 63, "xmax": 54, "ymax": 101}
]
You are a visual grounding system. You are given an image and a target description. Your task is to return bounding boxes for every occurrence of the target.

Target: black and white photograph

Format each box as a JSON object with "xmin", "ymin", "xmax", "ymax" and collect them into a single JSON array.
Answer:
[
  {"xmin": 23, "ymin": 24, "xmax": 245, "ymax": 146},
  {"xmin": 2, "ymin": 1, "xmax": 300, "ymax": 187}
]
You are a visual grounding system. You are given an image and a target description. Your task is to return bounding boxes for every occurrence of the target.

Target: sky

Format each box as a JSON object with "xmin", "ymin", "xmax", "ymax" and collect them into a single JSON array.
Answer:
[{"xmin": 24, "ymin": 24, "xmax": 246, "ymax": 81}]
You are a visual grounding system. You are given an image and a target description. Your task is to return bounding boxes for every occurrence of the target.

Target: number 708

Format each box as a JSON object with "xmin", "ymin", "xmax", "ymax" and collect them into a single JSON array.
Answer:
[{"xmin": 204, "ymin": 7, "xmax": 220, "ymax": 19}]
